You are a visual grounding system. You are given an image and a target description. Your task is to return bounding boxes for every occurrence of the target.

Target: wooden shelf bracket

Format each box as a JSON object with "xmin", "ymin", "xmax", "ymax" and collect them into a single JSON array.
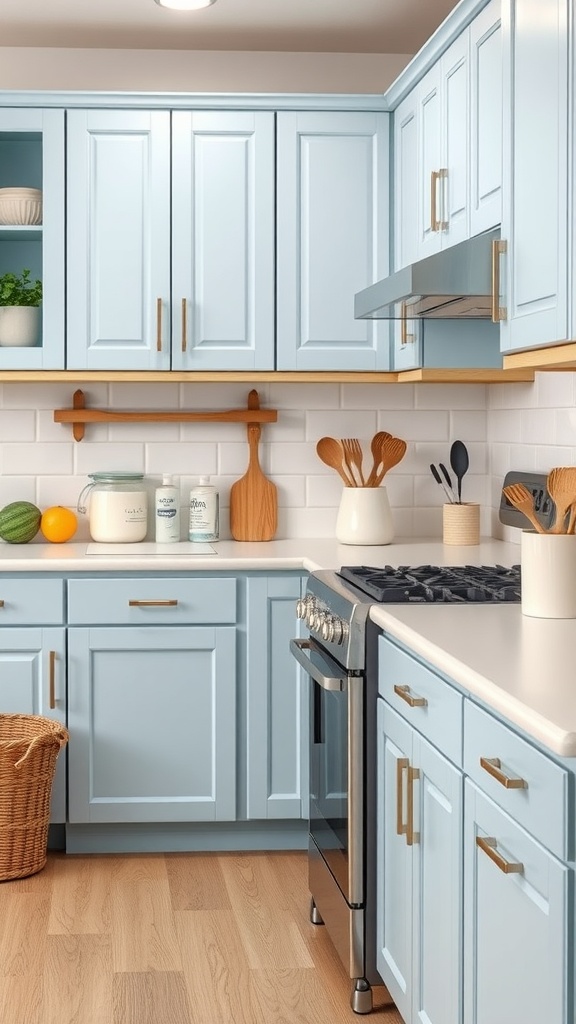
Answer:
[{"xmin": 54, "ymin": 388, "xmax": 277, "ymax": 441}]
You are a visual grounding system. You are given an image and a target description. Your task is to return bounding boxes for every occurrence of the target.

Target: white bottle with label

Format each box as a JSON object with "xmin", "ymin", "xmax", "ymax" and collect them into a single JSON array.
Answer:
[
  {"xmin": 189, "ymin": 476, "xmax": 219, "ymax": 542},
  {"xmin": 154, "ymin": 474, "xmax": 180, "ymax": 543}
]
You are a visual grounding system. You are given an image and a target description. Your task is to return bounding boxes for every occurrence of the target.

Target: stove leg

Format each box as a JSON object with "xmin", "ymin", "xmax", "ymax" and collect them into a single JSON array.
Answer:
[
  {"xmin": 351, "ymin": 978, "xmax": 373, "ymax": 1015},
  {"xmin": 309, "ymin": 898, "xmax": 324, "ymax": 925}
]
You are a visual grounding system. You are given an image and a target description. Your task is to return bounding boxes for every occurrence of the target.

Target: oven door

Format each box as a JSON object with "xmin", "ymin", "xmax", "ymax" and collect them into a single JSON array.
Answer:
[{"xmin": 290, "ymin": 637, "xmax": 364, "ymax": 907}]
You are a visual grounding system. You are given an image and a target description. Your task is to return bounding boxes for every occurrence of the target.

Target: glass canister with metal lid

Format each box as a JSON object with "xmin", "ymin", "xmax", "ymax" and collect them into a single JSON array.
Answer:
[{"xmin": 77, "ymin": 472, "xmax": 148, "ymax": 543}]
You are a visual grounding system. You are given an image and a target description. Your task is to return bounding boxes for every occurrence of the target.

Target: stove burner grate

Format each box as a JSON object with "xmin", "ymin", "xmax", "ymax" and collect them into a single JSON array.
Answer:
[{"xmin": 338, "ymin": 564, "xmax": 521, "ymax": 603}]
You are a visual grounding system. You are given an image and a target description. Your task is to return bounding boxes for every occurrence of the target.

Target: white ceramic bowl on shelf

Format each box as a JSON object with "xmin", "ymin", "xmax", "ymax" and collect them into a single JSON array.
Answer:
[{"xmin": 0, "ymin": 188, "xmax": 43, "ymax": 225}]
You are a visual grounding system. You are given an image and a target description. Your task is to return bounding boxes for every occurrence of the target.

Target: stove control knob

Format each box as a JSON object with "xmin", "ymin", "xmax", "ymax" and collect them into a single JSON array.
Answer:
[
  {"xmin": 321, "ymin": 617, "xmax": 335, "ymax": 642},
  {"xmin": 305, "ymin": 600, "xmax": 317, "ymax": 629},
  {"xmin": 311, "ymin": 610, "xmax": 324, "ymax": 633},
  {"xmin": 296, "ymin": 598, "xmax": 307, "ymax": 619},
  {"xmin": 333, "ymin": 618, "xmax": 349, "ymax": 645}
]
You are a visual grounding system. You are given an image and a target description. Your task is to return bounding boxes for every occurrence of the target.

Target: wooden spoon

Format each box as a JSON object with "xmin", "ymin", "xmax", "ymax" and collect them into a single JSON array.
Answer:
[
  {"xmin": 547, "ymin": 467, "xmax": 576, "ymax": 534},
  {"xmin": 502, "ymin": 483, "xmax": 546, "ymax": 534},
  {"xmin": 316, "ymin": 436, "xmax": 354, "ymax": 487},
  {"xmin": 366, "ymin": 431, "xmax": 393, "ymax": 486},
  {"xmin": 373, "ymin": 436, "xmax": 407, "ymax": 486}
]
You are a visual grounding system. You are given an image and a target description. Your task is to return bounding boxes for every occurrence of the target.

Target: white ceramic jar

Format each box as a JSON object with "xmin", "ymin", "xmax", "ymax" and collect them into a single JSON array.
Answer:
[
  {"xmin": 335, "ymin": 486, "xmax": 394, "ymax": 545},
  {"xmin": 77, "ymin": 472, "xmax": 148, "ymax": 543}
]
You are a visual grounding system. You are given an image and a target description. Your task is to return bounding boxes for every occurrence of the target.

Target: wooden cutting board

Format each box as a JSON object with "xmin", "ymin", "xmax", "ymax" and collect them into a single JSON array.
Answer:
[{"xmin": 230, "ymin": 396, "xmax": 277, "ymax": 541}]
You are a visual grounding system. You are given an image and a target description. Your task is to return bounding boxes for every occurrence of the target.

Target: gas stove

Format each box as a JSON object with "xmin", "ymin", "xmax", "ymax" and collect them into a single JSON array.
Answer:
[{"xmin": 339, "ymin": 563, "xmax": 521, "ymax": 604}]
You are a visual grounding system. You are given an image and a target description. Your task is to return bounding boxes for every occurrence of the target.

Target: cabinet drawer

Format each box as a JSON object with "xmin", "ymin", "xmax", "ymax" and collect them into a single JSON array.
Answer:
[
  {"xmin": 378, "ymin": 636, "xmax": 463, "ymax": 766},
  {"xmin": 0, "ymin": 579, "xmax": 64, "ymax": 625},
  {"xmin": 464, "ymin": 700, "xmax": 569, "ymax": 860},
  {"xmin": 67, "ymin": 577, "xmax": 237, "ymax": 625}
]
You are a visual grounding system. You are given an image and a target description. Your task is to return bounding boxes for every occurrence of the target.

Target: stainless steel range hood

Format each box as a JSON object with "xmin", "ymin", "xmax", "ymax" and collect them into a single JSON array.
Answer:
[{"xmin": 354, "ymin": 228, "xmax": 501, "ymax": 320}]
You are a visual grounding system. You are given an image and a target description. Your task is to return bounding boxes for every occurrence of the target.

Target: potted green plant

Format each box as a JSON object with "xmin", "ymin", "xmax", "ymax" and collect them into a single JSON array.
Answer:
[{"xmin": 0, "ymin": 268, "xmax": 42, "ymax": 348}]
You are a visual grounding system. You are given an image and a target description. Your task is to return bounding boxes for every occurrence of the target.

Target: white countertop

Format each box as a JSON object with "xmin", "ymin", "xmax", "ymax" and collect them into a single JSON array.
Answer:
[{"xmin": 2, "ymin": 534, "xmax": 576, "ymax": 760}]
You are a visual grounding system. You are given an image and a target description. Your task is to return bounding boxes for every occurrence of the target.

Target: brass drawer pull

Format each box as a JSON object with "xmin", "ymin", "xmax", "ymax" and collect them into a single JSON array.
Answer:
[
  {"xmin": 181, "ymin": 298, "xmax": 187, "ymax": 353},
  {"xmin": 0, "ymin": 600, "xmax": 4, "ymax": 608},
  {"xmin": 128, "ymin": 599, "xmax": 179, "ymax": 607},
  {"xmin": 156, "ymin": 297, "xmax": 163, "ymax": 352},
  {"xmin": 430, "ymin": 170, "xmax": 440, "ymax": 231},
  {"xmin": 476, "ymin": 835, "xmax": 523, "ymax": 875},
  {"xmin": 406, "ymin": 765, "xmax": 420, "ymax": 846},
  {"xmin": 394, "ymin": 684, "xmax": 428, "ymax": 708},
  {"xmin": 396, "ymin": 757, "xmax": 409, "ymax": 836},
  {"xmin": 49, "ymin": 650, "xmax": 56, "ymax": 709},
  {"xmin": 437, "ymin": 167, "xmax": 448, "ymax": 230},
  {"xmin": 491, "ymin": 239, "xmax": 507, "ymax": 322},
  {"xmin": 480, "ymin": 756, "xmax": 527, "ymax": 789}
]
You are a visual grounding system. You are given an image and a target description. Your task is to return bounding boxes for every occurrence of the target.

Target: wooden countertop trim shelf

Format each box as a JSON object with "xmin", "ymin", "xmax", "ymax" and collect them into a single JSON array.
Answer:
[
  {"xmin": 1, "ymin": 368, "xmax": 535, "ymax": 383},
  {"xmin": 54, "ymin": 388, "xmax": 277, "ymax": 441}
]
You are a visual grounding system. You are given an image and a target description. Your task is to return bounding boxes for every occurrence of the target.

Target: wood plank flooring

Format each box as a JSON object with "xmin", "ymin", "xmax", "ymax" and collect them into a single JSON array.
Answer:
[{"xmin": 0, "ymin": 850, "xmax": 403, "ymax": 1023}]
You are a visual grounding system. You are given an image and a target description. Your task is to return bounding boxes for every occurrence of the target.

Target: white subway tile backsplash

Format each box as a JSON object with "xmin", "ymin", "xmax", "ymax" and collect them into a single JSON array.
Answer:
[
  {"xmin": 0, "ymin": 410, "xmax": 35, "ymax": 441},
  {"xmin": 3, "ymin": 442, "xmax": 73, "ymax": 476},
  {"xmin": 0, "ymin": 373, "xmax": 573, "ymax": 540}
]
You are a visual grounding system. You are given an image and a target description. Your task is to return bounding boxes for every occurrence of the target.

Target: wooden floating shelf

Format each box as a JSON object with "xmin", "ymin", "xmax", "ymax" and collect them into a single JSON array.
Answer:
[
  {"xmin": 54, "ymin": 388, "xmax": 277, "ymax": 441},
  {"xmin": 1, "ymin": 367, "xmax": 535, "ymax": 383}
]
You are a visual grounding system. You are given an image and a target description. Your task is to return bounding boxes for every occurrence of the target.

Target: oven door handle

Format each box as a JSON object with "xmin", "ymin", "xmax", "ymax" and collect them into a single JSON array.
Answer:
[{"xmin": 290, "ymin": 638, "xmax": 348, "ymax": 691}]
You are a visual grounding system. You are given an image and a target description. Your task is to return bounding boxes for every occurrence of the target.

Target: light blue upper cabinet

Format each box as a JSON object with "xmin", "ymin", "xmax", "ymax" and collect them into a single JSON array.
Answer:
[
  {"xmin": 171, "ymin": 111, "xmax": 274, "ymax": 371},
  {"xmin": 276, "ymin": 110, "xmax": 390, "ymax": 371},
  {"xmin": 66, "ymin": 108, "xmax": 275, "ymax": 371},
  {"xmin": 499, "ymin": 0, "xmax": 569, "ymax": 352},
  {"xmin": 0, "ymin": 108, "xmax": 65, "ymax": 369},
  {"xmin": 392, "ymin": 94, "xmax": 422, "ymax": 369},
  {"xmin": 469, "ymin": 0, "xmax": 503, "ymax": 235}
]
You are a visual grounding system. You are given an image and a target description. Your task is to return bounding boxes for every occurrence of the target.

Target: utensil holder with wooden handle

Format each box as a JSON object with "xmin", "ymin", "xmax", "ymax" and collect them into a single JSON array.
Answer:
[{"xmin": 442, "ymin": 502, "xmax": 480, "ymax": 545}]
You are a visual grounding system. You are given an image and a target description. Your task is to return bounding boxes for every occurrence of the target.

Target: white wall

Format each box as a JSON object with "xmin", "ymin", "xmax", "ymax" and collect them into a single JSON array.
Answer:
[{"xmin": 0, "ymin": 48, "xmax": 411, "ymax": 93}]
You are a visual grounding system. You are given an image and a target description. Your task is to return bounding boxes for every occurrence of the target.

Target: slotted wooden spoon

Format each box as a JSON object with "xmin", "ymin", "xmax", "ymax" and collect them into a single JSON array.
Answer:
[
  {"xmin": 502, "ymin": 483, "xmax": 546, "ymax": 534},
  {"xmin": 373, "ymin": 435, "xmax": 407, "ymax": 486},
  {"xmin": 366, "ymin": 431, "xmax": 393, "ymax": 486},
  {"xmin": 547, "ymin": 467, "xmax": 576, "ymax": 534}
]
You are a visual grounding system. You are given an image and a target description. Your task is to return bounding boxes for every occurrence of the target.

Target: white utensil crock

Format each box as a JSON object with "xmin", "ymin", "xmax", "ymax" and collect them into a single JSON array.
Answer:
[
  {"xmin": 335, "ymin": 487, "xmax": 394, "ymax": 545},
  {"xmin": 521, "ymin": 530, "xmax": 576, "ymax": 618}
]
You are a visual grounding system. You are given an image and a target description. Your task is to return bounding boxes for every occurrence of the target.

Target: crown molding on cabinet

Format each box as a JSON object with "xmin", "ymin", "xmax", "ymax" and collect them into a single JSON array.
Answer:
[{"xmin": 0, "ymin": 90, "xmax": 389, "ymax": 111}]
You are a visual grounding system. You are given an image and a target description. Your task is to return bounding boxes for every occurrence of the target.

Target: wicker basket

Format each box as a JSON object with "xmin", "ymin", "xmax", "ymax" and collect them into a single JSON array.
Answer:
[{"xmin": 0, "ymin": 714, "xmax": 68, "ymax": 881}]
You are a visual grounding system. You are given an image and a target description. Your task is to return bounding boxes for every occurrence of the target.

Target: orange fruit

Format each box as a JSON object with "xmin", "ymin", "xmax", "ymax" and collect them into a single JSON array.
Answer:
[{"xmin": 40, "ymin": 505, "xmax": 78, "ymax": 543}]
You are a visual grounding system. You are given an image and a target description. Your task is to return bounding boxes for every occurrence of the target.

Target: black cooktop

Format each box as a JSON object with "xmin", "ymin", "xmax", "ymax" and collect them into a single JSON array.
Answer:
[{"xmin": 338, "ymin": 564, "xmax": 521, "ymax": 604}]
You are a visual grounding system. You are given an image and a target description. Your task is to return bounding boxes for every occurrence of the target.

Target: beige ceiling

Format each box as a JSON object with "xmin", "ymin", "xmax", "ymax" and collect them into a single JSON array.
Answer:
[{"xmin": 1, "ymin": 0, "xmax": 461, "ymax": 53}]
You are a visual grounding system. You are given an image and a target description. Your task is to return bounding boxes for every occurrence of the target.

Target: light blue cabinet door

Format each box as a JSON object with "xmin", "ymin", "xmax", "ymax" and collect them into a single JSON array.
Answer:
[
  {"xmin": 0, "ymin": 108, "xmax": 65, "ymax": 369},
  {"xmin": 66, "ymin": 109, "xmax": 171, "ymax": 370},
  {"xmin": 441, "ymin": 31, "xmax": 470, "ymax": 249},
  {"xmin": 245, "ymin": 575, "xmax": 307, "ymax": 820},
  {"xmin": 171, "ymin": 111, "xmax": 275, "ymax": 371},
  {"xmin": 416, "ymin": 65, "xmax": 442, "ymax": 259},
  {"xmin": 392, "ymin": 92, "xmax": 423, "ymax": 370},
  {"xmin": 463, "ymin": 781, "xmax": 568, "ymax": 1024},
  {"xmin": 68, "ymin": 625, "xmax": 236, "ymax": 823},
  {"xmin": 377, "ymin": 700, "xmax": 463, "ymax": 1024},
  {"xmin": 276, "ymin": 110, "xmax": 390, "ymax": 371},
  {"xmin": 469, "ymin": 0, "xmax": 502, "ymax": 235},
  {"xmin": 0, "ymin": 628, "xmax": 67, "ymax": 822},
  {"xmin": 500, "ymin": 0, "xmax": 568, "ymax": 352}
]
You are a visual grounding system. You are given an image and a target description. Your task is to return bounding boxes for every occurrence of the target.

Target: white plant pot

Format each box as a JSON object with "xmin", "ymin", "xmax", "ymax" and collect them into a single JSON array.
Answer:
[{"xmin": 0, "ymin": 305, "xmax": 40, "ymax": 347}]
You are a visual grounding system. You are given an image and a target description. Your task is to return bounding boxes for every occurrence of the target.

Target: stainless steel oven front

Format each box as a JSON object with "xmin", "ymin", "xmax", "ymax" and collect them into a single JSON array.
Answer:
[{"xmin": 290, "ymin": 633, "xmax": 376, "ymax": 1015}]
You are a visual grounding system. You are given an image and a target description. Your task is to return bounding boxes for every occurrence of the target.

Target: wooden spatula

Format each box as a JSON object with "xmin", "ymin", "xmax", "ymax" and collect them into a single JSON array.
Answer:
[{"xmin": 230, "ymin": 410, "xmax": 277, "ymax": 541}]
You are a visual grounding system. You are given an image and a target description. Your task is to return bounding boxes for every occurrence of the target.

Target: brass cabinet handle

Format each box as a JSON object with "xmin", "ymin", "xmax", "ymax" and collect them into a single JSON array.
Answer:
[
  {"xmin": 0, "ymin": 600, "xmax": 4, "ymax": 608},
  {"xmin": 480, "ymin": 756, "xmax": 527, "ymax": 789},
  {"xmin": 476, "ymin": 835, "xmax": 524, "ymax": 875},
  {"xmin": 400, "ymin": 301, "xmax": 414, "ymax": 347},
  {"xmin": 491, "ymin": 239, "xmax": 507, "ymax": 322},
  {"xmin": 49, "ymin": 650, "xmax": 56, "ymax": 709},
  {"xmin": 156, "ymin": 298, "xmax": 163, "ymax": 352},
  {"xmin": 406, "ymin": 765, "xmax": 420, "ymax": 846},
  {"xmin": 128, "ymin": 599, "xmax": 179, "ymax": 607},
  {"xmin": 181, "ymin": 298, "xmax": 187, "ymax": 353},
  {"xmin": 430, "ymin": 170, "xmax": 440, "ymax": 232},
  {"xmin": 394, "ymin": 684, "xmax": 428, "ymax": 708},
  {"xmin": 396, "ymin": 757, "xmax": 409, "ymax": 836}
]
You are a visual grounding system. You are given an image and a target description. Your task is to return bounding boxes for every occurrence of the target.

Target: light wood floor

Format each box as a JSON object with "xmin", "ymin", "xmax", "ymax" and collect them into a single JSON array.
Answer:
[{"xmin": 0, "ymin": 849, "xmax": 403, "ymax": 1024}]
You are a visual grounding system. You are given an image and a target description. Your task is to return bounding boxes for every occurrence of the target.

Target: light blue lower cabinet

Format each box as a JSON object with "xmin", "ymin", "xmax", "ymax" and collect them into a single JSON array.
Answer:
[
  {"xmin": 376, "ymin": 699, "xmax": 463, "ymax": 1024},
  {"xmin": 0, "ymin": 627, "xmax": 67, "ymax": 823},
  {"xmin": 245, "ymin": 575, "xmax": 307, "ymax": 820},
  {"xmin": 463, "ymin": 780, "xmax": 569, "ymax": 1024},
  {"xmin": 67, "ymin": 625, "xmax": 236, "ymax": 824}
]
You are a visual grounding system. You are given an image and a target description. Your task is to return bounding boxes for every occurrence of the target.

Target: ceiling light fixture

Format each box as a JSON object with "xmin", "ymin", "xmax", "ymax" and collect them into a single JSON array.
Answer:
[{"xmin": 154, "ymin": 0, "xmax": 216, "ymax": 9}]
